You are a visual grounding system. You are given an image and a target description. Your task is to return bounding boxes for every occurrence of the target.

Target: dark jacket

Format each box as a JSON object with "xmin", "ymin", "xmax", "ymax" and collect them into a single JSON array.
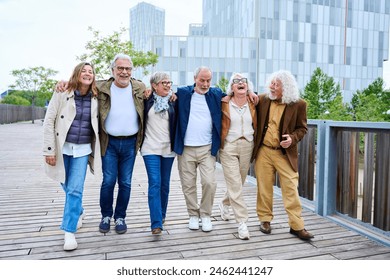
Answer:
[
  {"xmin": 142, "ymin": 96, "xmax": 176, "ymax": 151},
  {"xmin": 173, "ymin": 84, "xmax": 225, "ymax": 157},
  {"xmin": 65, "ymin": 91, "xmax": 93, "ymax": 144}
]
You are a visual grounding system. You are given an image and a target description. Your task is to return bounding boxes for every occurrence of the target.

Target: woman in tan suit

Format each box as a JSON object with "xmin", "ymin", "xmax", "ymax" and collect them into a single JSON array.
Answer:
[{"xmin": 219, "ymin": 73, "xmax": 257, "ymax": 240}]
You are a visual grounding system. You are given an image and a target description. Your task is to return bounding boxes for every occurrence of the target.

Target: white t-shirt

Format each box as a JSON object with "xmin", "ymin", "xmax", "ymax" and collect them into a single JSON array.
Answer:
[
  {"xmin": 105, "ymin": 83, "xmax": 139, "ymax": 136},
  {"xmin": 184, "ymin": 92, "xmax": 212, "ymax": 146}
]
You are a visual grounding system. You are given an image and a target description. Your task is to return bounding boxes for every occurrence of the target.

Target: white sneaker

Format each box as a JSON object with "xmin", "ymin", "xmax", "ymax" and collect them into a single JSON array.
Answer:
[
  {"xmin": 77, "ymin": 212, "xmax": 86, "ymax": 229},
  {"xmin": 63, "ymin": 232, "xmax": 78, "ymax": 251},
  {"xmin": 238, "ymin": 222, "xmax": 250, "ymax": 240},
  {"xmin": 188, "ymin": 216, "xmax": 199, "ymax": 230},
  {"xmin": 219, "ymin": 201, "xmax": 230, "ymax": 221},
  {"xmin": 201, "ymin": 216, "xmax": 213, "ymax": 232}
]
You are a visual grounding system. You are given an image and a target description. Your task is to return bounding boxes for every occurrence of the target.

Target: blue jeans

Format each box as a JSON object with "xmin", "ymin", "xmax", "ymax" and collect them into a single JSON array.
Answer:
[
  {"xmin": 142, "ymin": 155, "xmax": 175, "ymax": 230},
  {"xmin": 100, "ymin": 135, "xmax": 137, "ymax": 220},
  {"xmin": 61, "ymin": 154, "xmax": 89, "ymax": 233}
]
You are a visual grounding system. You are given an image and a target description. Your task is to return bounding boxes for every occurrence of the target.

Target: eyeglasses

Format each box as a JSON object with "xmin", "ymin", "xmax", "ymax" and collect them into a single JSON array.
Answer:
[
  {"xmin": 115, "ymin": 66, "xmax": 132, "ymax": 72},
  {"xmin": 232, "ymin": 78, "xmax": 247, "ymax": 84},
  {"xmin": 160, "ymin": 81, "xmax": 173, "ymax": 86}
]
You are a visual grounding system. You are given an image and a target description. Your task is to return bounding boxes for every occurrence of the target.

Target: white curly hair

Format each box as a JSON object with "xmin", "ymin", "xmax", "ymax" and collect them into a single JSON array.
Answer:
[{"xmin": 265, "ymin": 70, "xmax": 300, "ymax": 104}]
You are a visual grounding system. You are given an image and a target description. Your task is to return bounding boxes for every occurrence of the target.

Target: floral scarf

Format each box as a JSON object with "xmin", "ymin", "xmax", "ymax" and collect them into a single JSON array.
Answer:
[{"xmin": 153, "ymin": 90, "xmax": 172, "ymax": 113}]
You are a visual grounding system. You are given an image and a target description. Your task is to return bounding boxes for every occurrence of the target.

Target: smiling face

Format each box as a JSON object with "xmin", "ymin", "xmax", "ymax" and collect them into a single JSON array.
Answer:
[
  {"xmin": 231, "ymin": 76, "xmax": 248, "ymax": 96},
  {"xmin": 78, "ymin": 65, "xmax": 94, "ymax": 87},
  {"xmin": 112, "ymin": 58, "xmax": 132, "ymax": 88},
  {"xmin": 153, "ymin": 79, "xmax": 172, "ymax": 97},
  {"xmin": 269, "ymin": 78, "xmax": 283, "ymax": 100}
]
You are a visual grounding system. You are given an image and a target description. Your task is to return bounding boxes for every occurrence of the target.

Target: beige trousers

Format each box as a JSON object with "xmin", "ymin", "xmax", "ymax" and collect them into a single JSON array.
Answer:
[
  {"xmin": 177, "ymin": 145, "xmax": 216, "ymax": 217},
  {"xmin": 255, "ymin": 146, "xmax": 305, "ymax": 230},
  {"xmin": 219, "ymin": 138, "xmax": 253, "ymax": 223}
]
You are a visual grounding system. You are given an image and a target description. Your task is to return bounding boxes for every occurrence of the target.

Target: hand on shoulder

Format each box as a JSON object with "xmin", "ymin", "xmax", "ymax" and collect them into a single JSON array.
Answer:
[{"xmin": 55, "ymin": 80, "xmax": 68, "ymax": 92}]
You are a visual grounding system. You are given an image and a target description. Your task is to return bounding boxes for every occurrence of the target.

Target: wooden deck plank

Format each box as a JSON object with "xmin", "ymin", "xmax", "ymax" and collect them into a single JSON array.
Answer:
[
  {"xmin": 0, "ymin": 121, "xmax": 389, "ymax": 261},
  {"xmin": 354, "ymin": 253, "xmax": 390, "ymax": 260}
]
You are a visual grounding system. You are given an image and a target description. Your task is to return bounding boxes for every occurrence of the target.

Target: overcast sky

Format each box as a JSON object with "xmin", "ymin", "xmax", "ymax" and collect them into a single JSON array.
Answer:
[
  {"xmin": 1, "ymin": 0, "xmax": 389, "ymax": 92},
  {"xmin": 0, "ymin": 0, "xmax": 202, "ymax": 92}
]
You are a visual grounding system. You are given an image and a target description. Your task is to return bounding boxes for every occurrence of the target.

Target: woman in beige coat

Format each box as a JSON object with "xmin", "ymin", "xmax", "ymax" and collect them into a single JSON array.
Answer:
[{"xmin": 43, "ymin": 62, "xmax": 101, "ymax": 251}]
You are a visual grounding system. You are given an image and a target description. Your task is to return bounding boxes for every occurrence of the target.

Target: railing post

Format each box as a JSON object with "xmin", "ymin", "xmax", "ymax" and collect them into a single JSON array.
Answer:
[
  {"xmin": 315, "ymin": 121, "xmax": 326, "ymax": 216},
  {"xmin": 323, "ymin": 122, "xmax": 338, "ymax": 216}
]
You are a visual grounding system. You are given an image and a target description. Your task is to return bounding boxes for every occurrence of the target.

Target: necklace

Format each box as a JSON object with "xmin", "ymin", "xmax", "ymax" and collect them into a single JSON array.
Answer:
[
  {"xmin": 231, "ymin": 98, "xmax": 247, "ymax": 115},
  {"xmin": 232, "ymin": 97, "xmax": 247, "ymax": 108}
]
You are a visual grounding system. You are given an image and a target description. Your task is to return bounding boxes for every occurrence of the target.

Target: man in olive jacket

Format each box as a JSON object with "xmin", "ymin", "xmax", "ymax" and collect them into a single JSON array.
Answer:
[
  {"xmin": 97, "ymin": 54, "xmax": 146, "ymax": 235},
  {"xmin": 252, "ymin": 70, "xmax": 314, "ymax": 241}
]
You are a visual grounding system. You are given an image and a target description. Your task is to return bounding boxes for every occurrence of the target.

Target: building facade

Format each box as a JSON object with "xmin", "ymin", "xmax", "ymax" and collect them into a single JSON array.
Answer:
[
  {"xmin": 130, "ymin": 0, "xmax": 390, "ymax": 102},
  {"xmin": 203, "ymin": 0, "xmax": 390, "ymax": 101},
  {"xmin": 149, "ymin": 35, "xmax": 258, "ymax": 90},
  {"xmin": 129, "ymin": 2, "xmax": 165, "ymax": 51}
]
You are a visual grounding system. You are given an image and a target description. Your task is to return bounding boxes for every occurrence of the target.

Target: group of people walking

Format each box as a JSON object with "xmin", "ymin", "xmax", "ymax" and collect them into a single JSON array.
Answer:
[{"xmin": 43, "ymin": 53, "xmax": 313, "ymax": 251}]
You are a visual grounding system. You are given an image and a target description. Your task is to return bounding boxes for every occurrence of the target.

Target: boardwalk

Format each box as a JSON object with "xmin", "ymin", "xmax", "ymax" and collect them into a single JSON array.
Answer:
[{"xmin": 0, "ymin": 121, "xmax": 390, "ymax": 262}]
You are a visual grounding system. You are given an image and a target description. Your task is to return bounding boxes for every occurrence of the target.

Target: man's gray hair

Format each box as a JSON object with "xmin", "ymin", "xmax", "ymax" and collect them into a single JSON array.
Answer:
[
  {"xmin": 265, "ymin": 70, "xmax": 300, "ymax": 104},
  {"xmin": 194, "ymin": 66, "xmax": 212, "ymax": 78},
  {"xmin": 110, "ymin": 53, "xmax": 133, "ymax": 70}
]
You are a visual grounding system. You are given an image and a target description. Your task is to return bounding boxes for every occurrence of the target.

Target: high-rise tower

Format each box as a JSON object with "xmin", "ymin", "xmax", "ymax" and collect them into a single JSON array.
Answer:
[{"xmin": 129, "ymin": 2, "xmax": 165, "ymax": 51}]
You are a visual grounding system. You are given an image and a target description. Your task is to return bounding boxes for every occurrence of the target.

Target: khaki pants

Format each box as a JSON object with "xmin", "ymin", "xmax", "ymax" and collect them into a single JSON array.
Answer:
[
  {"xmin": 177, "ymin": 145, "xmax": 216, "ymax": 217},
  {"xmin": 219, "ymin": 138, "xmax": 253, "ymax": 223},
  {"xmin": 255, "ymin": 146, "xmax": 304, "ymax": 230}
]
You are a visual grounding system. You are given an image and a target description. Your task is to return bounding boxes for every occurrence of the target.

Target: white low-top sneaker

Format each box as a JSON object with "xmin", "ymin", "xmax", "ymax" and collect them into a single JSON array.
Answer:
[
  {"xmin": 64, "ymin": 232, "xmax": 78, "ymax": 251},
  {"xmin": 238, "ymin": 222, "xmax": 250, "ymax": 240},
  {"xmin": 77, "ymin": 212, "xmax": 86, "ymax": 230},
  {"xmin": 219, "ymin": 201, "xmax": 230, "ymax": 221},
  {"xmin": 188, "ymin": 216, "xmax": 199, "ymax": 230},
  {"xmin": 201, "ymin": 216, "xmax": 213, "ymax": 232}
]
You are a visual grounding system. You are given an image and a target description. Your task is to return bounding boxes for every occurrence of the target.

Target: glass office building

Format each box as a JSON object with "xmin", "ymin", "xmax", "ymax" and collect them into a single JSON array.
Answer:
[
  {"xmin": 129, "ymin": 2, "xmax": 165, "ymax": 51},
  {"xmin": 131, "ymin": 0, "xmax": 390, "ymax": 101},
  {"xmin": 203, "ymin": 0, "xmax": 390, "ymax": 101},
  {"xmin": 149, "ymin": 35, "xmax": 259, "ymax": 90}
]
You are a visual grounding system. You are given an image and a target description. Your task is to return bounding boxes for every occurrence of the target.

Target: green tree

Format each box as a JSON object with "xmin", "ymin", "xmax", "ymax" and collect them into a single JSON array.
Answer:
[
  {"xmin": 38, "ymin": 79, "xmax": 58, "ymax": 106},
  {"xmin": 350, "ymin": 78, "xmax": 390, "ymax": 122},
  {"xmin": 302, "ymin": 67, "xmax": 351, "ymax": 120},
  {"xmin": 77, "ymin": 27, "xmax": 158, "ymax": 78},
  {"xmin": 1, "ymin": 94, "xmax": 30, "ymax": 106},
  {"xmin": 2, "ymin": 89, "xmax": 52, "ymax": 107},
  {"xmin": 9, "ymin": 66, "xmax": 58, "ymax": 122},
  {"xmin": 215, "ymin": 77, "xmax": 229, "ymax": 93}
]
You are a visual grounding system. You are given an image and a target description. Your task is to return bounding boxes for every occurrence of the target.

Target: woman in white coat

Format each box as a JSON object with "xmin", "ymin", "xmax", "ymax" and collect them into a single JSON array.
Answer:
[{"xmin": 43, "ymin": 62, "xmax": 101, "ymax": 251}]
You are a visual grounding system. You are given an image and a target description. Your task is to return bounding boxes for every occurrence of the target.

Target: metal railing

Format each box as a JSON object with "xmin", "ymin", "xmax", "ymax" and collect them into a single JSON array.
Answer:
[{"xmin": 242, "ymin": 120, "xmax": 390, "ymax": 246}]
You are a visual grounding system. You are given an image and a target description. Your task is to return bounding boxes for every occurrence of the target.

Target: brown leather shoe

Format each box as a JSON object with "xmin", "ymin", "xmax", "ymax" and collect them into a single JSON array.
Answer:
[
  {"xmin": 289, "ymin": 228, "xmax": 314, "ymax": 240},
  {"xmin": 152, "ymin": 228, "xmax": 162, "ymax": 234},
  {"xmin": 259, "ymin": 222, "xmax": 271, "ymax": 234}
]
